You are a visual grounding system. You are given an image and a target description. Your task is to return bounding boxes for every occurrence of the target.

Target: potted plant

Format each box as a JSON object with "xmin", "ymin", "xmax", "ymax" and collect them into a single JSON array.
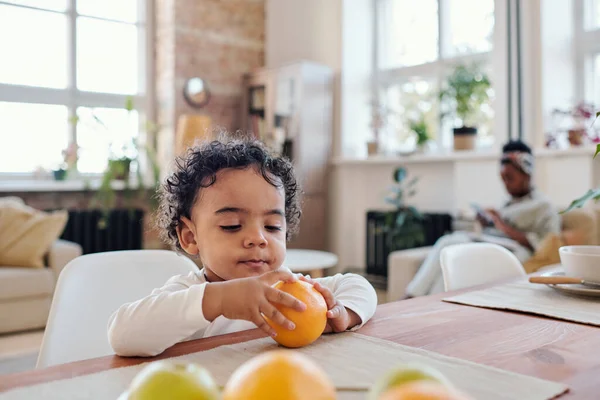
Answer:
[
  {"xmin": 439, "ymin": 63, "xmax": 491, "ymax": 151},
  {"xmin": 410, "ymin": 117, "xmax": 430, "ymax": 153},
  {"xmin": 551, "ymin": 102, "xmax": 597, "ymax": 147},
  {"xmin": 368, "ymin": 101, "xmax": 386, "ymax": 156},
  {"xmin": 379, "ymin": 167, "xmax": 426, "ymax": 250},
  {"xmin": 563, "ymin": 111, "xmax": 600, "ymax": 213},
  {"xmin": 71, "ymin": 98, "xmax": 161, "ymax": 226},
  {"xmin": 52, "ymin": 142, "xmax": 79, "ymax": 181}
]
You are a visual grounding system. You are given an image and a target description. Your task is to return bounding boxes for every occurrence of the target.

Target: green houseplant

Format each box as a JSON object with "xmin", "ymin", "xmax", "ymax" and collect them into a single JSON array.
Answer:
[
  {"xmin": 563, "ymin": 111, "xmax": 600, "ymax": 213},
  {"xmin": 72, "ymin": 98, "xmax": 161, "ymax": 226},
  {"xmin": 380, "ymin": 167, "xmax": 426, "ymax": 250},
  {"xmin": 410, "ymin": 117, "xmax": 430, "ymax": 151},
  {"xmin": 439, "ymin": 63, "xmax": 491, "ymax": 150}
]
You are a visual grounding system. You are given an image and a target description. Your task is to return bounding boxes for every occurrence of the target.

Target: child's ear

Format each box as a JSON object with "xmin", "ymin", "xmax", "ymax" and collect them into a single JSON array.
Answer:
[{"xmin": 177, "ymin": 216, "xmax": 199, "ymax": 256}]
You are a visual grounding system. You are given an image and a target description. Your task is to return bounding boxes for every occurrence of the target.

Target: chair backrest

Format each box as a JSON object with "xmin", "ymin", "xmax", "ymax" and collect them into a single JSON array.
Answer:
[
  {"xmin": 440, "ymin": 243, "xmax": 526, "ymax": 292},
  {"xmin": 36, "ymin": 250, "xmax": 198, "ymax": 368}
]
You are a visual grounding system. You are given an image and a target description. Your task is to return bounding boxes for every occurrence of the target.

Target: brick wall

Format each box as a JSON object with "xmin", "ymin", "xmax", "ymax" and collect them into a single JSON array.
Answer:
[{"xmin": 157, "ymin": 0, "xmax": 265, "ymax": 137}]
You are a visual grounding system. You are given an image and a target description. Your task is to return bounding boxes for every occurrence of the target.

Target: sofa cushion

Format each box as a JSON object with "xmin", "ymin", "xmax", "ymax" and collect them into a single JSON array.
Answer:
[
  {"xmin": 0, "ymin": 197, "xmax": 68, "ymax": 268},
  {"xmin": 561, "ymin": 208, "xmax": 597, "ymax": 245},
  {"xmin": 0, "ymin": 267, "xmax": 55, "ymax": 301}
]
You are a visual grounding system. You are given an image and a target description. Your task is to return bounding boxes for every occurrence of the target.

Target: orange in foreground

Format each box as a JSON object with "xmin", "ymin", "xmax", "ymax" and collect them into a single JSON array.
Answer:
[
  {"xmin": 222, "ymin": 350, "xmax": 336, "ymax": 400},
  {"xmin": 378, "ymin": 381, "xmax": 473, "ymax": 400},
  {"xmin": 264, "ymin": 280, "xmax": 327, "ymax": 348}
]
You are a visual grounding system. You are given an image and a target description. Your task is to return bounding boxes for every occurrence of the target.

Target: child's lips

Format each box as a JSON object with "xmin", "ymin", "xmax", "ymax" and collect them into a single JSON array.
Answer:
[{"xmin": 240, "ymin": 260, "xmax": 267, "ymax": 269}]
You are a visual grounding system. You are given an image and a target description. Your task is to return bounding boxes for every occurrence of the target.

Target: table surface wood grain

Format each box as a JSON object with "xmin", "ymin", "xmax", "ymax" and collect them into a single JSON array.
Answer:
[{"xmin": 1, "ymin": 285, "xmax": 599, "ymax": 398}]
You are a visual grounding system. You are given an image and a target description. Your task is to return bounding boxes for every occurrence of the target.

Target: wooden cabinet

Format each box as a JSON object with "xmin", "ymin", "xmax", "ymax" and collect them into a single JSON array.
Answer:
[{"xmin": 241, "ymin": 61, "xmax": 333, "ymax": 250}]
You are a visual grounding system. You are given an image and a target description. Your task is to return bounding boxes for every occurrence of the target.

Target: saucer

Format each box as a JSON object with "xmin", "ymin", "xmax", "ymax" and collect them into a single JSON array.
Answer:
[{"xmin": 539, "ymin": 270, "xmax": 600, "ymax": 298}]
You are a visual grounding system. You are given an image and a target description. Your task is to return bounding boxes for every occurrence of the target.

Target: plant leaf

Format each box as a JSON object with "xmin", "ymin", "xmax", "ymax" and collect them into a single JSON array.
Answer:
[
  {"xmin": 125, "ymin": 96, "xmax": 135, "ymax": 112},
  {"xmin": 595, "ymin": 144, "xmax": 600, "ymax": 159},
  {"xmin": 393, "ymin": 167, "xmax": 407, "ymax": 183},
  {"xmin": 395, "ymin": 213, "xmax": 406, "ymax": 228},
  {"xmin": 561, "ymin": 188, "xmax": 600, "ymax": 213}
]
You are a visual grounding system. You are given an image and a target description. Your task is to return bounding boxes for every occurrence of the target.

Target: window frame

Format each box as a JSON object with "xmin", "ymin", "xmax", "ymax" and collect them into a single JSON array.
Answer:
[
  {"xmin": 0, "ymin": 0, "xmax": 155, "ymax": 177},
  {"xmin": 374, "ymin": 0, "xmax": 498, "ymax": 150},
  {"xmin": 575, "ymin": 0, "xmax": 600, "ymax": 105}
]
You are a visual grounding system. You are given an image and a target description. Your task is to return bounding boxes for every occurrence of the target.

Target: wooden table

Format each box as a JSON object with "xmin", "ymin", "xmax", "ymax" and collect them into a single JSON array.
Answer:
[{"xmin": 1, "ymin": 287, "xmax": 599, "ymax": 398}]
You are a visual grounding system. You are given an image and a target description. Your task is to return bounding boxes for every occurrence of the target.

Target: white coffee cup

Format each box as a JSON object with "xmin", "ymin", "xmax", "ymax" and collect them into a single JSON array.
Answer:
[{"xmin": 559, "ymin": 246, "xmax": 600, "ymax": 281}]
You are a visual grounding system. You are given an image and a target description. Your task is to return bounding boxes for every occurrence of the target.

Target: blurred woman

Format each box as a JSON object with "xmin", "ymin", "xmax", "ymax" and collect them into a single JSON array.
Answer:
[{"xmin": 405, "ymin": 140, "xmax": 561, "ymax": 297}]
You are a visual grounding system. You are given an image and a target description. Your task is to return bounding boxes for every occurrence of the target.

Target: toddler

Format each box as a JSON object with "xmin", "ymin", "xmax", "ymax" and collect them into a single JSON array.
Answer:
[{"xmin": 108, "ymin": 134, "xmax": 377, "ymax": 357}]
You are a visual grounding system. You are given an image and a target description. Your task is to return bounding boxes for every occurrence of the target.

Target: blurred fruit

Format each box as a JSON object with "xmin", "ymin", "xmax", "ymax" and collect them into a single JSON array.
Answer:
[
  {"xmin": 264, "ymin": 280, "xmax": 327, "ymax": 348},
  {"xmin": 369, "ymin": 364, "xmax": 454, "ymax": 400},
  {"xmin": 126, "ymin": 360, "xmax": 219, "ymax": 400},
  {"xmin": 377, "ymin": 381, "xmax": 472, "ymax": 400},
  {"xmin": 222, "ymin": 350, "xmax": 336, "ymax": 400}
]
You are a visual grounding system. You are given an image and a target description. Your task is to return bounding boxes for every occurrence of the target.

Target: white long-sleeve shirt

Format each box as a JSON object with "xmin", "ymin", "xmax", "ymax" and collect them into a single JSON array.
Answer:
[{"xmin": 107, "ymin": 269, "xmax": 378, "ymax": 357}]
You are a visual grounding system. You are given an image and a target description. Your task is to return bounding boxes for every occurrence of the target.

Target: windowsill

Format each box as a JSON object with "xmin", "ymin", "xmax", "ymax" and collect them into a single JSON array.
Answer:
[
  {"xmin": 0, "ymin": 178, "xmax": 145, "ymax": 193},
  {"xmin": 332, "ymin": 145, "xmax": 598, "ymax": 166}
]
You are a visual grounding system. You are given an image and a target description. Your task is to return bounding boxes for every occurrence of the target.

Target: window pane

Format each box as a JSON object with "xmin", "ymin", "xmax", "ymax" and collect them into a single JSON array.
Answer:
[
  {"xmin": 379, "ymin": 0, "xmax": 438, "ymax": 68},
  {"xmin": 77, "ymin": 0, "xmax": 138, "ymax": 23},
  {"xmin": 0, "ymin": 6, "xmax": 67, "ymax": 88},
  {"xmin": 447, "ymin": 0, "xmax": 494, "ymax": 56},
  {"xmin": 76, "ymin": 107, "xmax": 139, "ymax": 174},
  {"xmin": 589, "ymin": 0, "xmax": 600, "ymax": 29},
  {"xmin": 0, "ymin": 102, "xmax": 68, "ymax": 173},
  {"xmin": 2, "ymin": 0, "xmax": 66, "ymax": 11},
  {"xmin": 383, "ymin": 78, "xmax": 439, "ymax": 151},
  {"xmin": 77, "ymin": 17, "xmax": 139, "ymax": 94}
]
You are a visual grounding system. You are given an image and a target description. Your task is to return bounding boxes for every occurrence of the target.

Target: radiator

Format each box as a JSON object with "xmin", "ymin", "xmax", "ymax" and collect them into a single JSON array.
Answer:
[
  {"xmin": 58, "ymin": 209, "xmax": 144, "ymax": 255},
  {"xmin": 365, "ymin": 211, "xmax": 453, "ymax": 277}
]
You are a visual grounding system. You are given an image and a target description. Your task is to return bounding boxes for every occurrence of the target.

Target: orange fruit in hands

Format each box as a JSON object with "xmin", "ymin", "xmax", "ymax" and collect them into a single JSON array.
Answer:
[
  {"xmin": 264, "ymin": 280, "xmax": 327, "ymax": 348},
  {"xmin": 378, "ymin": 381, "xmax": 472, "ymax": 400},
  {"xmin": 222, "ymin": 350, "xmax": 336, "ymax": 400}
]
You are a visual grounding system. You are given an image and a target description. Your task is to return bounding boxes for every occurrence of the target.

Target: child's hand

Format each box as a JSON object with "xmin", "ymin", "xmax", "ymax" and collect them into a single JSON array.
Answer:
[
  {"xmin": 202, "ymin": 270, "xmax": 307, "ymax": 337},
  {"xmin": 298, "ymin": 275, "xmax": 362, "ymax": 333}
]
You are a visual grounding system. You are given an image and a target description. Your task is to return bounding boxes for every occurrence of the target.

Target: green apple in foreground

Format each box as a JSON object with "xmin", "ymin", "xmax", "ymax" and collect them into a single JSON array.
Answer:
[
  {"xmin": 126, "ymin": 360, "xmax": 220, "ymax": 400},
  {"xmin": 368, "ymin": 363, "xmax": 453, "ymax": 400}
]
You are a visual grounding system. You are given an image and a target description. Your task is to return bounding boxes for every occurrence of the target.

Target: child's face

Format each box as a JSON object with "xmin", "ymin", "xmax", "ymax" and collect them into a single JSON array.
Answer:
[{"xmin": 177, "ymin": 167, "xmax": 287, "ymax": 282}]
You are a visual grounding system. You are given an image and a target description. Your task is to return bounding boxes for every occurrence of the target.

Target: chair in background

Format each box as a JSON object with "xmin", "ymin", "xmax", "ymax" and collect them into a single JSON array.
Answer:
[{"xmin": 440, "ymin": 242, "xmax": 526, "ymax": 292}]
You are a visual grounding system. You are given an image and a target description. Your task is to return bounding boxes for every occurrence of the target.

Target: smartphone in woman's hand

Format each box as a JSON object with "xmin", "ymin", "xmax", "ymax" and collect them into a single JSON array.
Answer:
[{"xmin": 470, "ymin": 203, "xmax": 494, "ymax": 227}]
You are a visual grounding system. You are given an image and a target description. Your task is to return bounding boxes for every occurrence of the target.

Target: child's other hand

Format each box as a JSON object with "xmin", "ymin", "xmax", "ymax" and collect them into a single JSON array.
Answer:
[
  {"xmin": 203, "ymin": 270, "xmax": 306, "ymax": 337},
  {"xmin": 298, "ymin": 275, "xmax": 362, "ymax": 333}
]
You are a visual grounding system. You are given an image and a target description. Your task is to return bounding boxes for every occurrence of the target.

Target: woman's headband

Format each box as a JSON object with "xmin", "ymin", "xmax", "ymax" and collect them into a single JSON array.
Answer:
[{"xmin": 501, "ymin": 151, "xmax": 534, "ymax": 176}]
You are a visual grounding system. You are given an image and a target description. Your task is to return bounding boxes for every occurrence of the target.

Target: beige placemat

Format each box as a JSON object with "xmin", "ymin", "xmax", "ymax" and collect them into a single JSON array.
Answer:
[
  {"xmin": 444, "ymin": 280, "xmax": 600, "ymax": 327},
  {"xmin": 0, "ymin": 333, "xmax": 568, "ymax": 400}
]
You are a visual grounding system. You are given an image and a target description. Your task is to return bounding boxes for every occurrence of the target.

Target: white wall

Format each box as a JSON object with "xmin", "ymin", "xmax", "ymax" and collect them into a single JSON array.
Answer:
[
  {"xmin": 265, "ymin": 0, "xmax": 342, "ymax": 70},
  {"xmin": 265, "ymin": 0, "xmax": 343, "ymax": 156},
  {"xmin": 265, "ymin": 0, "xmax": 374, "ymax": 158}
]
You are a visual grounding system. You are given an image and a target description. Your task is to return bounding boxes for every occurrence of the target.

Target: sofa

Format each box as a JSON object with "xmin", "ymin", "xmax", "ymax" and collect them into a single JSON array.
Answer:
[
  {"xmin": 0, "ymin": 239, "xmax": 82, "ymax": 334},
  {"xmin": 386, "ymin": 207, "xmax": 600, "ymax": 302}
]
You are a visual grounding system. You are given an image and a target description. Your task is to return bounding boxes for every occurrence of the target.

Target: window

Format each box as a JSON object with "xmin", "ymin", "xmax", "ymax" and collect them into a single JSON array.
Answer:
[
  {"xmin": 376, "ymin": 0, "xmax": 495, "ymax": 151},
  {"xmin": 0, "ymin": 0, "xmax": 149, "ymax": 174},
  {"xmin": 577, "ymin": 0, "xmax": 600, "ymax": 110}
]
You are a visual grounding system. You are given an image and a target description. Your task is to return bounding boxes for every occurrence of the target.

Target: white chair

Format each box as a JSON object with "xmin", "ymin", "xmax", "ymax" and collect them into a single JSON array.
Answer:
[
  {"xmin": 440, "ymin": 243, "xmax": 526, "ymax": 292},
  {"xmin": 36, "ymin": 250, "xmax": 198, "ymax": 368}
]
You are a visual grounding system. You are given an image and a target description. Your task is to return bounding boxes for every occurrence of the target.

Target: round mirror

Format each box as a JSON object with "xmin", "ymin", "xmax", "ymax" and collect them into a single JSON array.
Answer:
[{"xmin": 183, "ymin": 77, "xmax": 211, "ymax": 108}]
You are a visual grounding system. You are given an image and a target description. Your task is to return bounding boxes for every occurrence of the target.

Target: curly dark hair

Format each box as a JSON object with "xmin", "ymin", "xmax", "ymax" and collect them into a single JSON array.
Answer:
[{"xmin": 156, "ymin": 133, "xmax": 302, "ymax": 251}]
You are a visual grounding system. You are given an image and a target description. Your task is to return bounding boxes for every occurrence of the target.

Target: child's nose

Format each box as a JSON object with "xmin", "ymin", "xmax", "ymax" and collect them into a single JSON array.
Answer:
[{"xmin": 243, "ymin": 229, "xmax": 268, "ymax": 248}]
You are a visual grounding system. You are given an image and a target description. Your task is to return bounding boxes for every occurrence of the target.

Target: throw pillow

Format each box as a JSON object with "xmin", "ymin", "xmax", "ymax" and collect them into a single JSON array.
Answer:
[{"xmin": 0, "ymin": 198, "xmax": 68, "ymax": 268}]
